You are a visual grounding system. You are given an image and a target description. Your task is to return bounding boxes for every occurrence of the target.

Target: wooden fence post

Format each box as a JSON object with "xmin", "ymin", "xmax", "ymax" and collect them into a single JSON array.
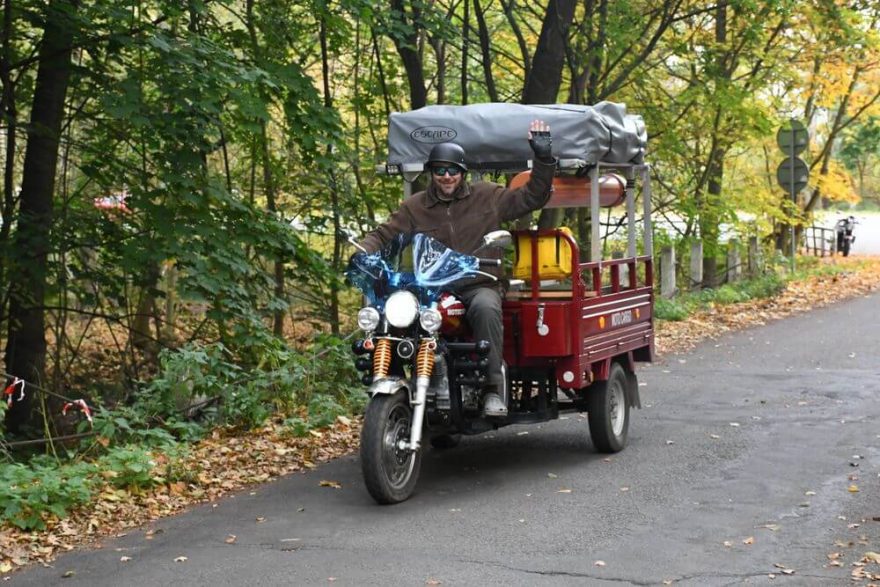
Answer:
[
  {"xmin": 727, "ymin": 240, "xmax": 742, "ymax": 283},
  {"xmin": 690, "ymin": 240, "xmax": 703, "ymax": 291},
  {"xmin": 748, "ymin": 236, "xmax": 760, "ymax": 277},
  {"xmin": 661, "ymin": 246, "xmax": 676, "ymax": 298}
]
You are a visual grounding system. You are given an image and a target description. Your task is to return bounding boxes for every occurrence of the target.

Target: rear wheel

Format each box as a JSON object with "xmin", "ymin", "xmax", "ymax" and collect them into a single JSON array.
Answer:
[
  {"xmin": 587, "ymin": 363, "xmax": 630, "ymax": 453},
  {"xmin": 360, "ymin": 391, "xmax": 421, "ymax": 504}
]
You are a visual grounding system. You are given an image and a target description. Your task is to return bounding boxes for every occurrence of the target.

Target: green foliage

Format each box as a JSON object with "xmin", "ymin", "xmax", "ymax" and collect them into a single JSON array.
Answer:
[
  {"xmin": 136, "ymin": 335, "xmax": 361, "ymax": 431},
  {"xmin": 281, "ymin": 415, "xmax": 311, "ymax": 438},
  {"xmin": 733, "ymin": 273, "xmax": 787, "ymax": 299},
  {"xmin": 0, "ymin": 462, "xmax": 97, "ymax": 530},
  {"xmin": 0, "ymin": 443, "xmax": 170, "ymax": 529},
  {"xmin": 307, "ymin": 394, "xmax": 347, "ymax": 429},
  {"xmin": 281, "ymin": 395, "xmax": 349, "ymax": 438},
  {"xmin": 654, "ymin": 297, "xmax": 691, "ymax": 321},
  {"xmin": 90, "ymin": 406, "xmax": 179, "ymax": 448},
  {"xmin": 139, "ymin": 343, "xmax": 242, "ymax": 420},
  {"xmin": 100, "ymin": 446, "xmax": 163, "ymax": 490}
]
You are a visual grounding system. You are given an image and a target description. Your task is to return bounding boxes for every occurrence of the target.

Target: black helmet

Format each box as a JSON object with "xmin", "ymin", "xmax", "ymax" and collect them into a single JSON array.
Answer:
[{"xmin": 426, "ymin": 142, "xmax": 467, "ymax": 172}]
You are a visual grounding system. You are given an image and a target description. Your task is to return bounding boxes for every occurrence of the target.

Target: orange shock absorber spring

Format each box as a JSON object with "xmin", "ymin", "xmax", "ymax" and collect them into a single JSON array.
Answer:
[
  {"xmin": 372, "ymin": 338, "xmax": 392, "ymax": 379},
  {"xmin": 415, "ymin": 339, "xmax": 436, "ymax": 379}
]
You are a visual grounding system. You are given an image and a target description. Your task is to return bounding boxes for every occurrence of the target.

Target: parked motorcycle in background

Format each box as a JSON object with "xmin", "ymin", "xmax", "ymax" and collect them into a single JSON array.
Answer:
[{"xmin": 835, "ymin": 216, "xmax": 857, "ymax": 257}]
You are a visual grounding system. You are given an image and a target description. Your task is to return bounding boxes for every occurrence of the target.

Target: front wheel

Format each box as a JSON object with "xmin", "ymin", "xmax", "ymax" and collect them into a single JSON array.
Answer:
[
  {"xmin": 360, "ymin": 390, "xmax": 422, "ymax": 504},
  {"xmin": 842, "ymin": 239, "xmax": 851, "ymax": 257},
  {"xmin": 587, "ymin": 362, "xmax": 630, "ymax": 453}
]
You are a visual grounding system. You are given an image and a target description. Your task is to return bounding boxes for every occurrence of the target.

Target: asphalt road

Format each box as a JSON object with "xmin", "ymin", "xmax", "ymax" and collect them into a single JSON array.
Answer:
[{"xmin": 10, "ymin": 293, "xmax": 880, "ymax": 586}]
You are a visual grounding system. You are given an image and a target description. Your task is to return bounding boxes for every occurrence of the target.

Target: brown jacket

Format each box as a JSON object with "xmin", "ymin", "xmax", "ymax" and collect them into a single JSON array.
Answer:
[{"xmin": 361, "ymin": 160, "xmax": 556, "ymax": 257}]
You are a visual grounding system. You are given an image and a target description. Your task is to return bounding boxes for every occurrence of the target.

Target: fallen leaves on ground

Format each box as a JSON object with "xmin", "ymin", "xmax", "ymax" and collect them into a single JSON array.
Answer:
[
  {"xmin": 3, "ymin": 256, "xmax": 880, "ymax": 576},
  {"xmin": 757, "ymin": 524, "xmax": 781, "ymax": 532},
  {"xmin": 864, "ymin": 552, "xmax": 880, "ymax": 564}
]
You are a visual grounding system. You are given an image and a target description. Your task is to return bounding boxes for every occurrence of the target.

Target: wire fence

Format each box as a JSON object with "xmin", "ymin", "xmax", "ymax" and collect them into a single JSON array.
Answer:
[{"xmin": 802, "ymin": 226, "xmax": 836, "ymax": 257}]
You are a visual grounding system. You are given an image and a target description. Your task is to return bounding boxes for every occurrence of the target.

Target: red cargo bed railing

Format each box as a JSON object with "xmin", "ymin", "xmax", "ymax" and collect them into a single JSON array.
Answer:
[{"xmin": 513, "ymin": 228, "xmax": 653, "ymax": 300}]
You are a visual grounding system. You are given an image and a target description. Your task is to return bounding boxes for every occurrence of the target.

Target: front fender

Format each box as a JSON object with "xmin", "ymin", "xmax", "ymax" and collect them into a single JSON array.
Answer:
[{"xmin": 368, "ymin": 377, "xmax": 411, "ymax": 401}]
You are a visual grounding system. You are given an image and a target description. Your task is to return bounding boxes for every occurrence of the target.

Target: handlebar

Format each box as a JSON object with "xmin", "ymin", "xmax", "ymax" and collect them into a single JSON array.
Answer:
[{"xmin": 478, "ymin": 258, "xmax": 502, "ymax": 267}]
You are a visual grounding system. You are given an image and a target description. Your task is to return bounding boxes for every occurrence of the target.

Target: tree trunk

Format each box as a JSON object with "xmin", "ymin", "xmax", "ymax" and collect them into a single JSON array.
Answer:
[
  {"xmin": 701, "ymin": 145, "xmax": 724, "ymax": 287},
  {"xmin": 0, "ymin": 0, "xmax": 17, "ymax": 334},
  {"xmin": 430, "ymin": 36, "xmax": 446, "ymax": 104},
  {"xmin": 522, "ymin": 0, "xmax": 577, "ymax": 104},
  {"xmin": 5, "ymin": 0, "xmax": 80, "ymax": 433},
  {"xmin": 389, "ymin": 0, "xmax": 428, "ymax": 109},
  {"xmin": 131, "ymin": 262, "xmax": 161, "ymax": 352},
  {"xmin": 320, "ymin": 12, "xmax": 341, "ymax": 335},
  {"xmin": 700, "ymin": 2, "xmax": 728, "ymax": 289},
  {"xmin": 460, "ymin": 0, "xmax": 470, "ymax": 104},
  {"xmin": 473, "ymin": 0, "xmax": 498, "ymax": 102}
]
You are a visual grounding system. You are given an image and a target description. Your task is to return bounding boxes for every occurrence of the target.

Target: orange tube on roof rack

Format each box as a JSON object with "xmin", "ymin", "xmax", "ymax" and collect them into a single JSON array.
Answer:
[{"xmin": 508, "ymin": 172, "xmax": 626, "ymax": 209}]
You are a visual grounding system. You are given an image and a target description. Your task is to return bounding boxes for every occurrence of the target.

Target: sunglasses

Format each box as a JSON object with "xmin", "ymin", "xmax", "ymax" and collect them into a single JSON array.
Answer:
[{"xmin": 431, "ymin": 166, "xmax": 462, "ymax": 177}]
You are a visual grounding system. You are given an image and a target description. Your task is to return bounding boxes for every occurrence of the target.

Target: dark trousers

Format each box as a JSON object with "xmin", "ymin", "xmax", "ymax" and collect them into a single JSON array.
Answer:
[{"xmin": 457, "ymin": 286, "xmax": 503, "ymax": 389}]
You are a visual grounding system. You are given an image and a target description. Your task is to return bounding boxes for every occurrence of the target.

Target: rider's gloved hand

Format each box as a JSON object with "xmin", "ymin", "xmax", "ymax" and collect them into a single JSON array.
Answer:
[
  {"xmin": 528, "ymin": 122, "xmax": 553, "ymax": 163},
  {"xmin": 348, "ymin": 251, "xmax": 367, "ymax": 270}
]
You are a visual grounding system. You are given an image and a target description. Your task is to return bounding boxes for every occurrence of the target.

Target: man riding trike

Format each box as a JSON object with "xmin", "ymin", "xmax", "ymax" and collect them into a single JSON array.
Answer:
[{"xmin": 348, "ymin": 104, "xmax": 654, "ymax": 504}]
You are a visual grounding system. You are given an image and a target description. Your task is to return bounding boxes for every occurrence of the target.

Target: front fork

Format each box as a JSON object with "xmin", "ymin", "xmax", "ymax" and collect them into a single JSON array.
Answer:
[
  {"xmin": 407, "ymin": 338, "xmax": 436, "ymax": 451},
  {"xmin": 371, "ymin": 336, "xmax": 436, "ymax": 452}
]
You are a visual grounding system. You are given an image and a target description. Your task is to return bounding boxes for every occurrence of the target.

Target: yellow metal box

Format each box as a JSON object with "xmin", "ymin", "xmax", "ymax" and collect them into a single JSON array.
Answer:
[{"xmin": 513, "ymin": 227, "xmax": 574, "ymax": 280}]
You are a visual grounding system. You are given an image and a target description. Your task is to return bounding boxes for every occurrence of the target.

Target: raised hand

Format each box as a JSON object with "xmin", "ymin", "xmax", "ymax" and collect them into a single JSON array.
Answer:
[{"xmin": 528, "ymin": 119, "xmax": 553, "ymax": 162}]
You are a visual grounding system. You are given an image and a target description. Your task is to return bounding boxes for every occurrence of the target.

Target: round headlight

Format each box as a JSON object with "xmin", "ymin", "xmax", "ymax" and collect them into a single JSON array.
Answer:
[
  {"xmin": 385, "ymin": 291, "xmax": 419, "ymax": 328},
  {"xmin": 357, "ymin": 307, "xmax": 380, "ymax": 332},
  {"xmin": 419, "ymin": 308, "xmax": 442, "ymax": 333}
]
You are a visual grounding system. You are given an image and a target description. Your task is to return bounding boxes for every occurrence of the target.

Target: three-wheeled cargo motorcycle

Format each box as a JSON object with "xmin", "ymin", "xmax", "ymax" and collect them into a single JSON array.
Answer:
[{"xmin": 348, "ymin": 103, "xmax": 655, "ymax": 504}]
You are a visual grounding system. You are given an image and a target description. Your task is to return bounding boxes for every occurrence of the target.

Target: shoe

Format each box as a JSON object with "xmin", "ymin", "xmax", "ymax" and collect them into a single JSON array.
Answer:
[{"xmin": 483, "ymin": 392, "xmax": 508, "ymax": 417}]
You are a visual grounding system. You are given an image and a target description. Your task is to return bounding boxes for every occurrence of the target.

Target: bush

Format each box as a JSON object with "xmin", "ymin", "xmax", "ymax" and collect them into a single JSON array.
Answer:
[
  {"xmin": 0, "ymin": 461, "xmax": 97, "ymax": 530},
  {"xmin": 138, "ymin": 335, "xmax": 362, "ymax": 431},
  {"xmin": 655, "ymin": 297, "xmax": 691, "ymax": 321},
  {"xmin": 713, "ymin": 285, "xmax": 749, "ymax": 304},
  {"xmin": 100, "ymin": 446, "xmax": 164, "ymax": 490},
  {"xmin": 281, "ymin": 415, "xmax": 311, "ymax": 437},
  {"xmin": 739, "ymin": 273, "xmax": 786, "ymax": 299}
]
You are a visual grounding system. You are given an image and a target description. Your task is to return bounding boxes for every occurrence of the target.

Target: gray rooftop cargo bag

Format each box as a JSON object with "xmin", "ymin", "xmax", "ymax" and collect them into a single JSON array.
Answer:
[{"xmin": 387, "ymin": 102, "xmax": 646, "ymax": 171}]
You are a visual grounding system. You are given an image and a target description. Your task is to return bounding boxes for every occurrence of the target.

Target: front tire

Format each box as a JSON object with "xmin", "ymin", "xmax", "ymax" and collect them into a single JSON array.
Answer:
[
  {"xmin": 842, "ymin": 239, "xmax": 851, "ymax": 257},
  {"xmin": 360, "ymin": 390, "xmax": 421, "ymax": 504},
  {"xmin": 587, "ymin": 362, "xmax": 630, "ymax": 453}
]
